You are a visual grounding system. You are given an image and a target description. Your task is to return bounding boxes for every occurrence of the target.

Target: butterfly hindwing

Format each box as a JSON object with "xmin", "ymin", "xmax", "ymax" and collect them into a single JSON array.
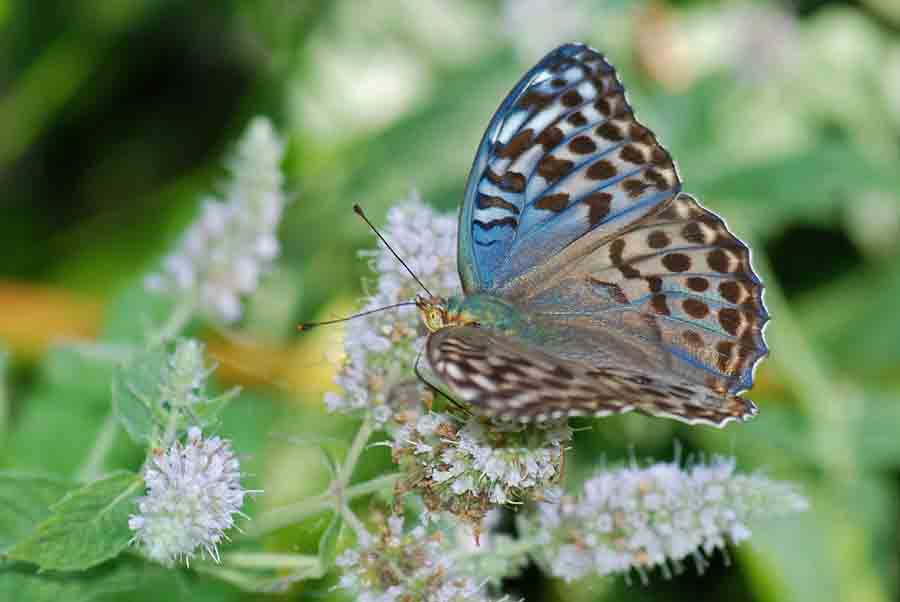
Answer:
[
  {"xmin": 503, "ymin": 193, "xmax": 769, "ymax": 397},
  {"xmin": 424, "ymin": 325, "xmax": 756, "ymax": 427},
  {"xmin": 459, "ymin": 43, "xmax": 681, "ymax": 293}
]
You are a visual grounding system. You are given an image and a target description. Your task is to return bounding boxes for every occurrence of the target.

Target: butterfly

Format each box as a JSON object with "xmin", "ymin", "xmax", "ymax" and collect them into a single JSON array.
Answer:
[{"xmin": 412, "ymin": 43, "xmax": 768, "ymax": 427}]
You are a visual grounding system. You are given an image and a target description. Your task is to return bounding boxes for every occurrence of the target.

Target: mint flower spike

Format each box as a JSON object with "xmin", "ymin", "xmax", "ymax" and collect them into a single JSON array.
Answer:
[
  {"xmin": 129, "ymin": 427, "xmax": 248, "ymax": 566},
  {"xmin": 393, "ymin": 413, "xmax": 569, "ymax": 526},
  {"xmin": 145, "ymin": 116, "xmax": 286, "ymax": 323},
  {"xmin": 521, "ymin": 456, "xmax": 808, "ymax": 583},
  {"xmin": 335, "ymin": 513, "xmax": 496, "ymax": 602},
  {"xmin": 325, "ymin": 196, "xmax": 460, "ymax": 423}
]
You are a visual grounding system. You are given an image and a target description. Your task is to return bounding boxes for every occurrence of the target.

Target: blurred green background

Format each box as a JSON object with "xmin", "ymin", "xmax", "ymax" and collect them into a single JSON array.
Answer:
[{"xmin": 3, "ymin": 0, "xmax": 900, "ymax": 600}]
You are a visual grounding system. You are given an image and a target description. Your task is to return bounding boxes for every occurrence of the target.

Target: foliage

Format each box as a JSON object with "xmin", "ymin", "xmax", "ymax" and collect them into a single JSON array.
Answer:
[{"xmin": 3, "ymin": 1, "xmax": 900, "ymax": 601}]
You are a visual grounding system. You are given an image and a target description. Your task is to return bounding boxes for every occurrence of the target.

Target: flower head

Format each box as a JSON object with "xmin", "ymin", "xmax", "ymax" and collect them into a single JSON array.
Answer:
[
  {"xmin": 520, "ymin": 456, "xmax": 808, "ymax": 582},
  {"xmin": 129, "ymin": 427, "xmax": 247, "ymax": 566},
  {"xmin": 393, "ymin": 413, "xmax": 569, "ymax": 525},
  {"xmin": 336, "ymin": 513, "xmax": 492, "ymax": 602},
  {"xmin": 145, "ymin": 116, "xmax": 286, "ymax": 322},
  {"xmin": 326, "ymin": 196, "xmax": 460, "ymax": 423}
]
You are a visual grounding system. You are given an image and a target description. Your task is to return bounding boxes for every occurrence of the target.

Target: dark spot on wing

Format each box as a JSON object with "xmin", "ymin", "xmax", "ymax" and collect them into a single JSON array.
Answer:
[
  {"xmin": 536, "ymin": 126, "xmax": 564, "ymax": 150},
  {"xmin": 587, "ymin": 159, "xmax": 617, "ymax": 180},
  {"xmin": 584, "ymin": 192, "xmax": 613, "ymax": 226},
  {"xmin": 686, "ymin": 276, "xmax": 709, "ymax": 292},
  {"xmin": 647, "ymin": 230, "xmax": 670, "ymax": 249},
  {"xmin": 496, "ymin": 128, "xmax": 535, "ymax": 160},
  {"xmin": 477, "ymin": 194, "xmax": 520, "ymax": 214},
  {"xmin": 620, "ymin": 144, "xmax": 646, "ymax": 165},
  {"xmin": 719, "ymin": 281, "xmax": 742, "ymax": 304},
  {"xmin": 718, "ymin": 307, "xmax": 741, "ymax": 336},
  {"xmin": 623, "ymin": 179, "xmax": 651, "ymax": 198},
  {"xmin": 569, "ymin": 135, "xmax": 597, "ymax": 154},
  {"xmin": 517, "ymin": 90, "xmax": 553, "ymax": 110},
  {"xmin": 682, "ymin": 298, "xmax": 710, "ymax": 319},
  {"xmin": 537, "ymin": 155, "xmax": 574, "ymax": 183},
  {"xmin": 535, "ymin": 193, "xmax": 570, "ymax": 212},
  {"xmin": 595, "ymin": 121, "xmax": 623, "ymax": 141},
  {"xmin": 707, "ymin": 249, "xmax": 730, "ymax": 273},
  {"xmin": 567, "ymin": 111, "xmax": 588, "ymax": 126},
  {"xmin": 474, "ymin": 217, "xmax": 518, "ymax": 231},
  {"xmin": 651, "ymin": 293, "xmax": 670, "ymax": 316},
  {"xmin": 662, "ymin": 252, "xmax": 691, "ymax": 272},
  {"xmin": 561, "ymin": 89, "xmax": 584, "ymax": 107}
]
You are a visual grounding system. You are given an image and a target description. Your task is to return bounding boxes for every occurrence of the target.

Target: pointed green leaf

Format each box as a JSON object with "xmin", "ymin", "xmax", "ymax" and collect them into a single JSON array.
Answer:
[
  {"xmin": 191, "ymin": 387, "xmax": 240, "ymax": 428},
  {"xmin": 318, "ymin": 513, "xmax": 342, "ymax": 569},
  {"xmin": 0, "ymin": 561, "xmax": 141, "ymax": 602},
  {"xmin": 318, "ymin": 444, "xmax": 338, "ymax": 479},
  {"xmin": 9, "ymin": 472, "xmax": 143, "ymax": 571},
  {"xmin": 112, "ymin": 349, "xmax": 167, "ymax": 443},
  {"xmin": 0, "ymin": 473, "xmax": 73, "ymax": 552}
]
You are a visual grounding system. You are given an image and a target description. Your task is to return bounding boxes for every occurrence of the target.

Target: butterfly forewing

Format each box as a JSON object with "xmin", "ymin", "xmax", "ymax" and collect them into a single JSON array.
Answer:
[
  {"xmin": 425, "ymin": 326, "xmax": 756, "ymax": 427},
  {"xmin": 459, "ymin": 43, "xmax": 681, "ymax": 293}
]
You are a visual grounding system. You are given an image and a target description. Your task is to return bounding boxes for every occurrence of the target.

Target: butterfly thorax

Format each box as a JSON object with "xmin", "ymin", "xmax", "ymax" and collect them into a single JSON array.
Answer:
[{"xmin": 415, "ymin": 293, "xmax": 526, "ymax": 335}]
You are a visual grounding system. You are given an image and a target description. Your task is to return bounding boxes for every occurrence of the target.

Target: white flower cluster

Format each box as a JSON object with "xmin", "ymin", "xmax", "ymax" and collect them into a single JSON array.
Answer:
[
  {"xmin": 129, "ymin": 427, "xmax": 246, "ymax": 566},
  {"xmin": 145, "ymin": 116, "xmax": 286, "ymax": 322},
  {"xmin": 335, "ymin": 513, "xmax": 492, "ymax": 602},
  {"xmin": 325, "ymin": 196, "xmax": 460, "ymax": 422},
  {"xmin": 520, "ymin": 456, "xmax": 808, "ymax": 582},
  {"xmin": 393, "ymin": 413, "xmax": 569, "ymax": 524}
]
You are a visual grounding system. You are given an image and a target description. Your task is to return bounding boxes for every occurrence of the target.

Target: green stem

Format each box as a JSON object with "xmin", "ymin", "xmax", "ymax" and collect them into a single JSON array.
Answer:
[
  {"xmin": 152, "ymin": 299, "xmax": 196, "ymax": 346},
  {"xmin": 337, "ymin": 415, "xmax": 375, "ymax": 489},
  {"xmin": 77, "ymin": 412, "xmax": 120, "ymax": 482},
  {"xmin": 222, "ymin": 551, "xmax": 321, "ymax": 572},
  {"xmin": 192, "ymin": 565, "xmax": 272, "ymax": 592},
  {"xmin": 341, "ymin": 504, "xmax": 369, "ymax": 539},
  {"xmin": 195, "ymin": 553, "xmax": 325, "ymax": 591},
  {"xmin": 248, "ymin": 473, "xmax": 400, "ymax": 537}
]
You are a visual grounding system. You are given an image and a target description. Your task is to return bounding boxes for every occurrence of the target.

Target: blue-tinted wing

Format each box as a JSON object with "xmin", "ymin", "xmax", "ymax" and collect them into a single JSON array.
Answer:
[
  {"xmin": 458, "ymin": 43, "xmax": 681, "ymax": 293},
  {"xmin": 505, "ymin": 193, "xmax": 769, "ymax": 397}
]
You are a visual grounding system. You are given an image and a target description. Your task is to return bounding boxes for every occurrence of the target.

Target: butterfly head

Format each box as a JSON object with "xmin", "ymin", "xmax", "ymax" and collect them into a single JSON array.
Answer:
[{"xmin": 415, "ymin": 294, "xmax": 474, "ymax": 332}]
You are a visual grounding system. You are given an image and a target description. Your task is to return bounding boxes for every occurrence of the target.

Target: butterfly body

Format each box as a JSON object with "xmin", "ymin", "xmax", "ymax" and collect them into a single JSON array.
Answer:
[{"xmin": 413, "ymin": 43, "xmax": 768, "ymax": 427}]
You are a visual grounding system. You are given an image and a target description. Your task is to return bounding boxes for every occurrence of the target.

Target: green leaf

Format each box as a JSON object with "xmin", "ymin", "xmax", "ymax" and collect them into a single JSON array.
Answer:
[
  {"xmin": 0, "ymin": 473, "xmax": 73, "ymax": 552},
  {"xmin": 318, "ymin": 445, "xmax": 338, "ymax": 479},
  {"xmin": 102, "ymin": 277, "xmax": 178, "ymax": 343},
  {"xmin": 318, "ymin": 512, "xmax": 342, "ymax": 569},
  {"xmin": 9, "ymin": 472, "xmax": 143, "ymax": 571},
  {"xmin": 111, "ymin": 349, "xmax": 167, "ymax": 444},
  {"xmin": 42, "ymin": 344, "xmax": 134, "ymax": 401},
  {"xmin": 1, "ymin": 389, "xmax": 107, "ymax": 476},
  {"xmin": 191, "ymin": 387, "xmax": 240, "ymax": 429},
  {"xmin": 694, "ymin": 142, "xmax": 900, "ymax": 235},
  {"xmin": 95, "ymin": 561, "xmax": 243, "ymax": 601},
  {"xmin": 0, "ymin": 561, "xmax": 141, "ymax": 602}
]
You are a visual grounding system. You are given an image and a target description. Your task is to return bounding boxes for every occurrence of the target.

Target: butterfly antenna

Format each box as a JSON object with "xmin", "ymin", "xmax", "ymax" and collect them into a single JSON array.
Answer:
[
  {"xmin": 298, "ymin": 301, "xmax": 417, "ymax": 331},
  {"xmin": 353, "ymin": 203, "xmax": 434, "ymax": 297}
]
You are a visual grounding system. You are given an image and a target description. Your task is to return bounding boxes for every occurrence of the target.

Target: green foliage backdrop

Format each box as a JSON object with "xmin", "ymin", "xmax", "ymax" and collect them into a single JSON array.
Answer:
[{"xmin": 2, "ymin": 1, "xmax": 900, "ymax": 600}]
